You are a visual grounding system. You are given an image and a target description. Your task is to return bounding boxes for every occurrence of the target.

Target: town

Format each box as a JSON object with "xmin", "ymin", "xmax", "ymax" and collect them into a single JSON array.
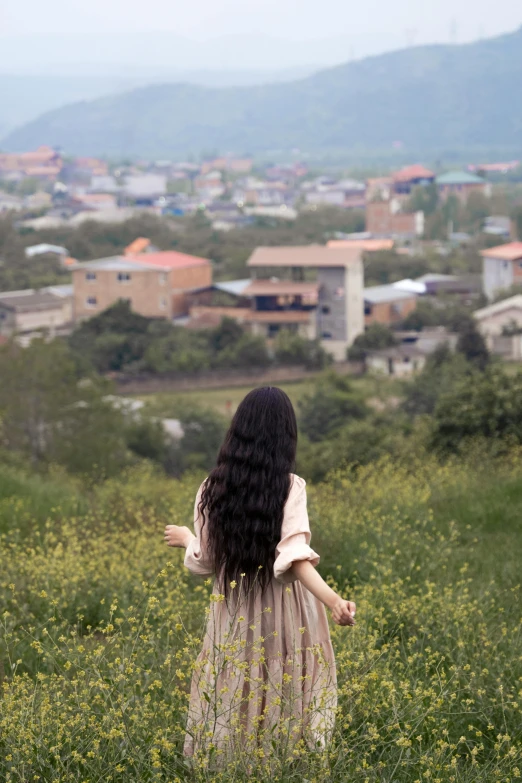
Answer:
[{"xmin": 1, "ymin": 145, "xmax": 522, "ymax": 374}]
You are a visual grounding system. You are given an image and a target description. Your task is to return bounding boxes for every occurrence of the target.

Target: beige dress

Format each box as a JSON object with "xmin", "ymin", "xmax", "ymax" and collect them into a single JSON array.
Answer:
[{"xmin": 183, "ymin": 474, "xmax": 337, "ymax": 758}]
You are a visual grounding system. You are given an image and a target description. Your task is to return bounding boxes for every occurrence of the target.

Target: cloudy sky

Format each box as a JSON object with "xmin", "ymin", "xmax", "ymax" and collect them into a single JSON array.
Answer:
[{"xmin": 1, "ymin": 0, "xmax": 521, "ymax": 71}]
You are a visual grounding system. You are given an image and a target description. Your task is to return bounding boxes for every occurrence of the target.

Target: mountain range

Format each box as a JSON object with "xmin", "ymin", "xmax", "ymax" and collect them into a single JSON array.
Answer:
[
  {"xmin": 0, "ymin": 67, "xmax": 317, "ymax": 139},
  {"xmin": 2, "ymin": 26, "xmax": 522, "ymax": 158}
]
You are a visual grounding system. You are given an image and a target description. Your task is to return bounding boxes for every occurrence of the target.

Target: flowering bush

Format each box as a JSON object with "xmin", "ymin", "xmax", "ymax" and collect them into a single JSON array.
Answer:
[{"xmin": 0, "ymin": 455, "xmax": 520, "ymax": 782}]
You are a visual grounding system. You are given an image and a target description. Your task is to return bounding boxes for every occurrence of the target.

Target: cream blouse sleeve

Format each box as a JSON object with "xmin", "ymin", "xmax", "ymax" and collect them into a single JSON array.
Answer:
[
  {"xmin": 274, "ymin": 475, "xmax": 320, "ymax": 584},
  {"xmin": 184, "ymin": 482, "xmax": 215, "ymax": 577}
]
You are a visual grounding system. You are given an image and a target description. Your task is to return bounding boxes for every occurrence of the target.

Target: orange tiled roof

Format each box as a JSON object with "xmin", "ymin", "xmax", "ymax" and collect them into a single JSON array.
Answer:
[
  {"xmin": 77, "ymin": 193, "xmax": 115, "ymax": 203},
  {"xmin": 481, "ymin": 242, "xmax": 522, "ymax": 261},
  {"xmin": 327, "ymin": 239, "xmax": 394, "ymax": 252},
  {"xmin": 125, "ymin": 237, "xmax": 151, "ymax": 255},
  {"xmin": 393, "ymin": 165, "xmax": 435, "ymax": 183}
]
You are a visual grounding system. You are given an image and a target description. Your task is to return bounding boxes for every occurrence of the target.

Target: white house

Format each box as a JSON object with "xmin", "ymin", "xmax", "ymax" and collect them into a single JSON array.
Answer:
[
  {"xmin": 481, "ymin": 242, "xmax": 522, "ymax": 300},
  {"xmin": 474, "ymin": 295, "xmax": 522, "ymax": 360}
]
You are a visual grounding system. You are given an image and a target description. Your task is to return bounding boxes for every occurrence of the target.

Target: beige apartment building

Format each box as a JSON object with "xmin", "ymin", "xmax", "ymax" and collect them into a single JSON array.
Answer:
[
  {"xmin": 0, "ymin": 286, "xmax": 73, "ymax": 345},
  {"xmin": 71, "ymin": 251, "xmax": 212, "ymax": 322}
]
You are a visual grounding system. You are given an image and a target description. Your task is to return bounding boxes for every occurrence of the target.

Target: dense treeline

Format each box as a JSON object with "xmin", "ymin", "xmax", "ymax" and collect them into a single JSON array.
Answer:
[
  {"xmin": 3, "ymin": 201, "xmax": 518, "ymax": 294},
  {"xmin": 2, "ymin": 315, "xmax": 522, "ymax": 484},
  {"xmin": 0, "ymin": 208, "xmax": 365, "ymax": 290},
  {"xmin": 68, "ymin": 301, "xmax": 331, "ymax": 374}
]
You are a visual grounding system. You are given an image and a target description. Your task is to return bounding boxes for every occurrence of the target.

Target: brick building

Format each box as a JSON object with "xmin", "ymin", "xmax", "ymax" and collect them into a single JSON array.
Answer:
[
  {"xmin": 436, "ymin": 171, "xmax": 490, "ymax": 202},
  {"xmin": 366, "ymin": 201, "xmax": 424, "ymax": 237},
  {"xmin": 364, "ymin": 285, "xmax": 418, "ymax": 326},
  {"xmin": 71, "ymin": 251, "xmax": 212, "ymax": 322}
]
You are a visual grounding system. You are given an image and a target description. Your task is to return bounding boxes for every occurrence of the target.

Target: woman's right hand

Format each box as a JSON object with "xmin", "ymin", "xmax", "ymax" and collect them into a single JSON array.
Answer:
[{"xmin": 330, "ymin": 597, "xmax": 356, "ymax": 626}]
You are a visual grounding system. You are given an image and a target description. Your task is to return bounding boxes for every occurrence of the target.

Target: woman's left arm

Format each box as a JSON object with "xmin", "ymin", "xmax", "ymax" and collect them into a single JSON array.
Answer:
[{"xmin": 164, "ymin": 525, "xmax": 195, "ymax": 548}]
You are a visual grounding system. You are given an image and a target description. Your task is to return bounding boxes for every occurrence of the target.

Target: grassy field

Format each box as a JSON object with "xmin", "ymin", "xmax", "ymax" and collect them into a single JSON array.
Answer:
[
  {"xmin": 0, "ymin": 450, "xmax": 520, "ymax": 781},
  {"xmin": 135, "ymin": 373, "xmax": 403, "ymax": 417}
]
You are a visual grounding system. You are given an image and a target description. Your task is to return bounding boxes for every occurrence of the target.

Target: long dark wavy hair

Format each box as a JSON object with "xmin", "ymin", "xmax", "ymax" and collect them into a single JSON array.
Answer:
[{"xmin": 199, "ymin": 386, "xmax": 298, "ymax": 600}]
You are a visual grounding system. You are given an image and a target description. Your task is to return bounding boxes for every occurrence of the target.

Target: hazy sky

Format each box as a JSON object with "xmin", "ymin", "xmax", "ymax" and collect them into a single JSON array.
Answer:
[{"xmin": 1, "ymin": 0, "xmax": 521, "ymax": 70}]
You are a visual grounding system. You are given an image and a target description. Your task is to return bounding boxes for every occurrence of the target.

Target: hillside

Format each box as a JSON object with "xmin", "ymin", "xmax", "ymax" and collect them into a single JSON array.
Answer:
[
  {"xmin": 3, "ymin": 26, "xmax": 522, "ymax": 157},
  {"xmin": 0, "ymin": 67, "xmax": 317, "ymax": 138}
]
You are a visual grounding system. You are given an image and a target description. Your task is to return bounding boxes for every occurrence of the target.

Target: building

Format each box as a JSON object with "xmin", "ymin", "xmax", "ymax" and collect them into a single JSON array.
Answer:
[
  {"xmin": 0, "ymin": 146, "xmax": 62, "ymax": 181},
  {"xmin": 365, "ymin": 327, "xmax": 456, "ymax": 376},
  {"xmin": 73, "ymin": 194, "xmax": 118, "ymax": 211},
  {"xmin": 123, "ymin": 174, "xmax": 167, "ymax": 200},
  {"xmin": 392, "ymin": 165, "xmax": 435, "ymax": 195},
  {"xmin": 363, "ymin": 285, "xmax": 418, "ymax": 326},
  {"xmin": 366, "ymin": 344, "xmax": 427, "ymax": 376},
  {"xmin": 71, "ymin": 250, "xmax": 212, "ymax": 322},
  {"xmin": 481, "ymin": 242, "xmax": 522, "ymax": 299},
  {"xmin": 366, "ymin": 200, "xmax": 424, "ymax": 238},
  {"xmin": 483, "ymin": 216, "xmax": 514, "ymax": 240},
  {"xmin": 304, "ymin": 178, "xmax": 366, "ymax": 209},
  {"xmin": 436, "ymin": 171, "xmax": 490, "ymax": 202},
  {"xmin": 0, "ymin": 288, "xmax": 72, "ymax": 345},
  {"xmin": 246, "ymin": 245, "xmax": 364, "ymax": 359},
  {"xmin": 327, "ymin": 239, "xmax": 395, "ymax": 252},
  {"xmin": 200, "ymin": 158, "xmax": 253, "ymax": 175},
  {"xmin": 474, "ymin": 295, "xmax": 522, "ymax": 360},
  {"xmin": 468, "ymin": 161, "xmax": 520, "ymax": 175}
]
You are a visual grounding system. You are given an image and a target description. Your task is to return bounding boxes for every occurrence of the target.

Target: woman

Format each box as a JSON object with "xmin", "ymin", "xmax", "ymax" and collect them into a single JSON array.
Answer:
[{"xmin": 164, "ymin": 386, "xmax": 355, "ymax": 759}]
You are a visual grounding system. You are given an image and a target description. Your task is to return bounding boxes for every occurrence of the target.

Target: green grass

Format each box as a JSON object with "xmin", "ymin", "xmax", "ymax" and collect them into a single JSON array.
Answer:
[
  {"xmin": 135, "ymin": 373, "xmax": 403, "ymax": 417},
  {"xmin": 0, "ymin": 454, "xmax": 521, "ymax": 781}
]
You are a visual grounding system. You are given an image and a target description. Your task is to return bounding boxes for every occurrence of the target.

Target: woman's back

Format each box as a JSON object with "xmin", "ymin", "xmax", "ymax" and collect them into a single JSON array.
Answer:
[
  {"xmin": 163, "ymin": 387, "xmax": 355, "ymax": 759},
  {"xmin": 183, "ymin": 474, "xmax": 337, "ymax": 756}
]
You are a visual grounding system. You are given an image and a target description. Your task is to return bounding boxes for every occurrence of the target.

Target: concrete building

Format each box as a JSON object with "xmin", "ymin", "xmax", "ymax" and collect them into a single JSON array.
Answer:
[
  {"xmin": 366, "ymin": 200, "xmax": 424, "ymax": 238},
  {"xmin": 247, "ymin": 245, "xmax": 364, "ymax": 359},
  {"xmin": 366, "ymin": 344, "xmax": 427, "ymax": 376},
  {"xmin": 436, "ymin": 171, "xmax": 490, "ymax": 202},
  {"xmin": 363, "ymin": 285, "xmax": 418, "ymax": 326},
  {"xmin": 392, "ymin": 165, "xmax": 435, "ymax": 195},
  {"xmin": 481, "ymin": 242, "xmax": 522, "ymax": 300},
  {"xmin": 71, "ymin": 251, "xmax": 212, "ymax": 322},
  {"xmin": 0, "ymin": 288, "xmax": 72, "ymax": 345},
  {"xmin": 474, "ymin": 295, "xmax": 522, "ymax": 360}
]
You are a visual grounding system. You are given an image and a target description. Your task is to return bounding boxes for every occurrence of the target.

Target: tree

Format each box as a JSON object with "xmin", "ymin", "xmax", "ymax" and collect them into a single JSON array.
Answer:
[
  {"xmin": 274, "ymin": 329, "xmax": 331, "ymax": 369},
  {"xmin": 402, "ymin": 345, "xmax": 470, "ymax": 416},
  {"xmin": 152, "ymin": 401, "xmax": 228, "ymax": 476},
  {"xmin": 298, "ymin": 372, "xmax": 368, "ymax": 443},
  {"xmin": 216, "ymin": 334, "xmax": 271, "ymax": 368},
  {"xmin": 455, "ymin": 318, "xmax": 489, "ymax": 370},
  {"xmin": 209, "ymin": 317, "xmax": 244, "ymax": 354},
  {"xmin": 406, "ymin": 182, "xmax": 439, "ymax": 216},
  {"xmin": 512, "ymin": 205, "xmax": 522, "ymax": 241},
  {"xmin": 0, "ymin": 340, "xmax": 129, "ymax": 478},
  {"xmin": 347, "ymin": 324, "xmax": 396, "ymax": 361},
  {"xmin": 431, "ymin": 368, "xmax": 522, "ymax": 454}
]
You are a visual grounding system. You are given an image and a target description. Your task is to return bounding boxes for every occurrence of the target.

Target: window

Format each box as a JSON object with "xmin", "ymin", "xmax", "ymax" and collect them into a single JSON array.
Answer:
[
  {"xmin": 86, "ymin": 271, "xmax": 96, "ymax": 281},
  {"xmin": 117, "ymin": 272, "xmax": 131, "ymax": 282},
  {"xmin": 159, "ymin": 296, "xmax": 167, "ymax": 310},
  {"xmin": 159, "ymin": 272, "xmax": 168, "ymax": 286},
  {"xmin": 86, "ymin": 296, "xmax": 97, "ymax": 307},
  {"xmin": 364, "ymin": 304, "xmax": 372, "ymax": 315},
  {"xmin": 321, "ymin": 331, "xmax": 332, "ymax": 339},
  {"xmin": 321, "ymin": 305, "xmax": 330, "ymax": 315}
]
